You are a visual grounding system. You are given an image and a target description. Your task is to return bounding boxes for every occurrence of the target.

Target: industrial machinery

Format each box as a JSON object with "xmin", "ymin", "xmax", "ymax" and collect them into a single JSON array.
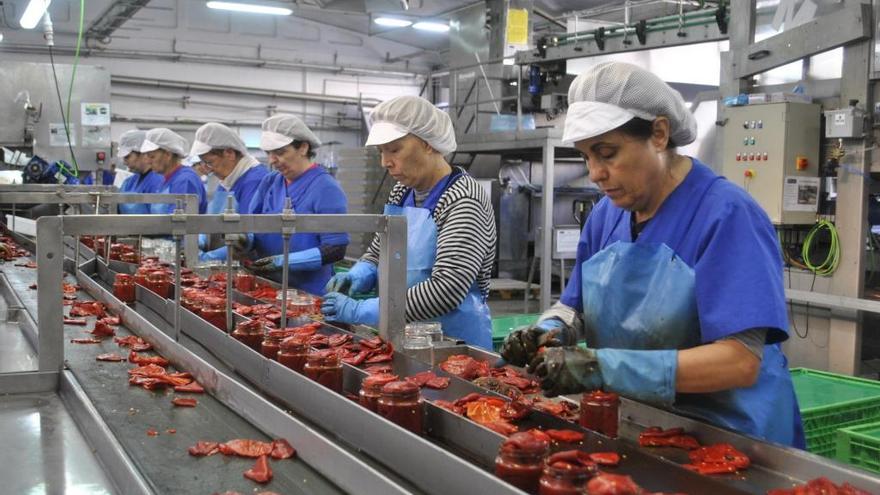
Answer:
[{"xmin": 720, "ymin": 102, "xmax": 822, "ymax": 225}]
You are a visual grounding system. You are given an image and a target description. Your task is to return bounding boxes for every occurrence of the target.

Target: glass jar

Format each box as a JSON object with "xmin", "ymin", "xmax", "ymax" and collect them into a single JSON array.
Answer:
[
  {"xmin": 234, "ymin": 270, "xmax": 256, "ymax": 293},
  {"xmin": 495, "ymin": 433, "xmax": 550, "ymax": 494},
  {"xmin": 538, "ymin": 461, "xmax": 596, "ymax": 495},
  {"xmin": 260, "ymin": 333, "xmax": 283, "ymax": 360},
  {"xmin": 277, "ymin": 335, "xmax": 310, "ymax": 373},
  {"xmin": 200, "ymin": 296, "xmax": 228, "ymax": 331},
  {"xmin": 579, "ymin": 390, "xmax": 620, "ymax": 438},
  {"xmin": 277, "ymin": 291, "xmax": 314, "ymax": 317},
  {"xmin": 377, "ymin": 381, "xmax": 423, "ymax": 435},
  {"xmin": 109, "ymin": 243, "xmax": 127, "ymax": 261},
  {"xmin": 134, "ymin": 267, "xmax": 150, "ymax": 287},
  {"xmin": 304, "ymin": 349, "xmax": 343, "ymax": 393},
  {"xmin": 358, "ymin": 373, "xmax": 399, "ymax": 413},
  {"xmin": 146, "ymin": 270, "xmax": 171, "ymax": 299},
  {"xmin": 232, "ymin": 319, "xmax": 264, "ymax": 350},
  {"xmin": 112, "ymin": 273, "xmax": 135, "ymax": 303},
  {"xmin": 120, "ymin": 251, "xmax": 140, "ymax": 264}
]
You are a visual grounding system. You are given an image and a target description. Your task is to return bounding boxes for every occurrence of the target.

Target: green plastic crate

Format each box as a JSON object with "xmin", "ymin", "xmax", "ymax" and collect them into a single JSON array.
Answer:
[
  {"xmin": 491, "ymin": 313, "xmax": 540, "ymax": 351},
  {"xmin": 791, "ymin": 368, "xmax": 880, "ymax": 457},
  {"xmin": 836, "ymin": 421, "xmax": 880, "ymax": 474}
]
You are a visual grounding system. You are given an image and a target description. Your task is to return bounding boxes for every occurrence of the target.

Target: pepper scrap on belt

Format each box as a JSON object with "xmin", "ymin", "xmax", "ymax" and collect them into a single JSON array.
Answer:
[
  {"xmin": 767, "ymin": 476, "xmax": 872, "ymax": 495},
  {"xmin": 638, "ymin": 426, "xmax": 701, "ymax": 450},
  {"xmin": 684, "ymin": 443, "xmax": 750, "ymax": 475}
]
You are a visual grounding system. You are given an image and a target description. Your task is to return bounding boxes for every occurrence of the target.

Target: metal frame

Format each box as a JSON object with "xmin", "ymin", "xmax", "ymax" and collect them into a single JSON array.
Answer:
[
  {"xmin": 1, "ymin": 191, "xmax": 201, "ymax": 265},
  {"xmin": 457, "ymin": 128, "xmax": 571, "ymax": 310},
  {"xmin": 26, "ymin": 213, "xmax": 407, "ymax": 394}
]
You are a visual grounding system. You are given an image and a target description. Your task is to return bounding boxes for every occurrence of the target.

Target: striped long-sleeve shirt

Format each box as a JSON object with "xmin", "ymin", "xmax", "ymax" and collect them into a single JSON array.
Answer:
[{"xmin": 362, "ymin": 171, "xmax": 497, "ymax": 323}]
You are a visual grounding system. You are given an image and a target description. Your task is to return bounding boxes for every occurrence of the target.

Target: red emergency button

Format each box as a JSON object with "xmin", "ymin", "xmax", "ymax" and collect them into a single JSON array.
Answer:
[
  {"xmin": 744, "ymin": 168, "xmax": 755, "ymax": 178},
  {"xmin": 796, "ymin": 156, "xmax": 808, "ymax": 170},
  {"xmin": 96, "ymin": 151, "xmax": 106, "ymax": 160}
]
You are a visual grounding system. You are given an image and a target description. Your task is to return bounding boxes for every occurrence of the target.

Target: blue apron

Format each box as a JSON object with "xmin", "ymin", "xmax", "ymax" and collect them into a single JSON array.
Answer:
[
  {"xmin": 580, "ymin": 175, "xmax": 805, "ymax": 447},
  {"xmin": 385, "ymin": 171, "xmax": 492, "ymax": 350}
]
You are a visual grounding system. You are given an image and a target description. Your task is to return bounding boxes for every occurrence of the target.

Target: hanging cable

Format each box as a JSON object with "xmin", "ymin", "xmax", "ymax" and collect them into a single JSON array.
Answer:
[
  {"xmin": 63, "ymin": 0, "xmax": 87, "ymax": 174},
  {"xmin": 45, "ymin": 11, "xmax": 78, "ymax": 178},
  {"xmin": 802, "ymin": 219, "xmax": 840, "ymax": 276}
]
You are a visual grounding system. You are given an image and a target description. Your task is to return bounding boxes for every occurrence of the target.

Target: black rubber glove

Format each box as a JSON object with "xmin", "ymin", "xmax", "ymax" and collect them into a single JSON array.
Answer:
[
  {"xmin": 498, "ymin": 319, "xmax": 572, "ymax": 367},
  {"xmin": 528, "ymin": 346, "xmax": 603, "ymax": 397}
]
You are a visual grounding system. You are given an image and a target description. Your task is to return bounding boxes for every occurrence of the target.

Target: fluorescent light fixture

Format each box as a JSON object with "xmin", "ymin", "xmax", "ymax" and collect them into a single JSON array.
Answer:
[
  {"xmin": 20, "ymin": 0, "xmax": 52, "ymax": 29},
  {"xmin": 374, "ymin": 17, "xmax": 412, "ymax": 27},
  {"xmin": 413, "ymin": 21, "xmax": 450, "ymax": 33},
  {"xmin": 503, "ymin": 58, "xmax": 515, "ymax": 66},
  {"xmin": 509, "ymin": 81, "xmax": 518, "ymax": 86},
  {"xmin": 206, "ymin": 1, "xmax": 293, "ymax": 15}
]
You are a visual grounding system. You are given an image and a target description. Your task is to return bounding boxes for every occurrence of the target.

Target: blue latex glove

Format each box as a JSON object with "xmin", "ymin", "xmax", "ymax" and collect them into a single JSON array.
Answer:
[
  {"xmin": 199, "ymin": 246, "xmax": 228, "ymax": 263},
  {"xmin": 321, "ymin": 292, "xmax": 379, "ymax": 326},
  {"xmin": 198, "ymin": 233, "xmax": 209, "ymax": 251},
  {"xmin": 251, "ymin": 247, "xmax": 322, "ymax": 273},
  {"xmin": 528, "ymin": 346, "xmax": 677, "ymax": 404},
  {"xmin": 324, "ymin": 261, "xmax": 377, "ymax": 295},
  {"xmin": 498, "ymin": 318, "xmax": 574, "ymax": 367}
]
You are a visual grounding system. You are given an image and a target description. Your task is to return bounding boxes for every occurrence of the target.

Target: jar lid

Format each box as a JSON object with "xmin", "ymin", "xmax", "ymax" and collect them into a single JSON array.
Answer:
[
  {"xmin": 502, "ymin": 432, "xmax": 550, "ymax": 454},
  {"xmin": 583, "ymin": 390, "xmax": 619, "ymax": 403},
  {"xmin": 362, "ymin": 373, "xmax": 399, "ymax": 391},
  {"xmin": 381, "ymin": 380, "xmax": 420, "ymax": 396}
]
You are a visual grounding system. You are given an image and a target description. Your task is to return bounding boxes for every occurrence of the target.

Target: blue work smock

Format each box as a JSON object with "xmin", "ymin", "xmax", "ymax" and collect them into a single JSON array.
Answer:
[
  {"xmin": 200, "ymin": 165, "xmax": 270, "ymax": 261},
  {"xmin": 148, "ymin": 166, "xmax": 208, "ymax": 215},
  {"xmin": 560, "ymin": 158, "xmax": 804, "ymax": 448},
  {"xmin": 118, "ymin": 171, "xmax": 164, "ymax": 214},
  {"xmin": 249, "ymin": 166, "xmax": 349, "ymax": 294}
]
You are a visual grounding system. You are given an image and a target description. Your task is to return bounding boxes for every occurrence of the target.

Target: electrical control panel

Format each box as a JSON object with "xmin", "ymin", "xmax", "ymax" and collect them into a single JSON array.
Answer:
[{"xmin": 720, "ymin": 102, "xmax": 821, "ymax": 225}]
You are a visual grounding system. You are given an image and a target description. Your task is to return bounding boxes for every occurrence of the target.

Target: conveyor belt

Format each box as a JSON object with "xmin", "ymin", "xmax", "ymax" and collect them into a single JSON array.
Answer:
[{"xmin": 1, "ymin": 261, "xmax": 350, "ymax": 495}]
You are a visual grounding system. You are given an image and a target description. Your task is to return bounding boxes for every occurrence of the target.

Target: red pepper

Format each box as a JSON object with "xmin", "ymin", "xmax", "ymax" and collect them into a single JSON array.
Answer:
[
  {"xmin": 64, "ymin": 317, "xmax": 88, "ymax": 326},
  {"xmin": 219, "ymin": 439, "xmax": 274, "ymax": 458},
  {"xmin": 425, "ymin": 376, "xmax": 450, "ymax": 390},
  {"xmin": 270, "ymin": 439, "xmax": 296, "ymax": 460},
  {"xmin": 172, "ymin": 397, "xmax": 198, "ymax": 407},
  {"xmin": 586, "ymin": 473, "xmax": 645, "ymax": 495},
  {"xmin": 545, "ymin": 429, "xmax": 585, "ymax": 443},
  {"xmin": 188, "ymin": 441, "xmax": 219, "ymax": 456},
  {"xmin": 90, "ymin": 321, "xmax": 116, "ymax": 337},
  {"xmin": 146, "ymin": 428, "xmax": 159, "ymax": 437},
  {"xmin": 96, "ymin": 353, "xmax": 125, "ymax": 362},
  {"xmin": 341, "ymin": 350, "xmax": 370, "ymax": 366},
  {"xmin": 70, "ymin": 338, "xmax": 102, "ymax": 344},
  {"xmin": 588, "ymin": 452, "xmax": 621, "ymax": 466},
  {"xmin": 243, "ymin": 455, "xmax": 273, "ymax": 484},
  {"xmin": 174, "ymin": 381, "xmax": 205, "ymax": 393}
]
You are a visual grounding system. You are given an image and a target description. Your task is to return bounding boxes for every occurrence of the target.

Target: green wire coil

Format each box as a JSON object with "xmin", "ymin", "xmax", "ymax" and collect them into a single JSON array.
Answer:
[{"xmin": 802, "ymin": 219, "xmax": 840, "ymax": 276}]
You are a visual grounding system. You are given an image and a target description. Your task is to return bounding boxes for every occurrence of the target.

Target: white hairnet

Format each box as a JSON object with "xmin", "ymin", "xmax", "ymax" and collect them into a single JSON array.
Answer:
[
  {"xmin": 118, "ymin": 130, "xmax": 146, "ymax": 158},
  {"xmin": 564, "ymin": 62, "xmax": 697, "ymax": 146},
  {"xmin": 140, "ymin": 128, "xmax": 188, "ymax": 157},
  {"xmin": 260, "ymin": 114, "xmax": 321, "ymax": 152},
  {"xmin": 366, "ymin": 95, "xmax": 456, "ymax": 155},
  {"xmin": 191, "ymin": 123, "xmax": 248, "ymax": 156}
]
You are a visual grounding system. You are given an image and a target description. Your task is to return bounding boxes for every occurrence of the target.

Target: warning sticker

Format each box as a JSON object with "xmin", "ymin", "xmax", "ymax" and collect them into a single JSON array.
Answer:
[{"xmin": 783, "ymin": 176, "xmax": 820, "ymax": 212}]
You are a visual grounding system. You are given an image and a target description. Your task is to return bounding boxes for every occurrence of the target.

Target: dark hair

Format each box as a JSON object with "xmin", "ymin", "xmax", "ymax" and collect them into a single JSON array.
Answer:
[
  {"xmin": 617, "ymin": 117, "xmax": 677, "ymax": 149},
  {"xmin": 292, "ymin": 140, "xmax": 316, "ymax": 160}
]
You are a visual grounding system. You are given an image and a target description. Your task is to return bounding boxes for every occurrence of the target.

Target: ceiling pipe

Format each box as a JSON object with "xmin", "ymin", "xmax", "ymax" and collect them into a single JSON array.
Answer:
[{"xmin": 111, "ymin": 75, "xmax": 384, "ymax": 107}]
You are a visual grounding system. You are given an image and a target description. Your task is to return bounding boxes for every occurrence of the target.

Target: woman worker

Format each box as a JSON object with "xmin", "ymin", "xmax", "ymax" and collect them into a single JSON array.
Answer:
[
  {"xmin": 190, "ymin": 122, "xmax": 268, "ymax": 262},
  {"xmin": 141, "ymin": 128, "xmax": 208, "ymax": 214},
  {"xmin": 248, "ymin": 115, "xmax": 349, "ymax": 294},
  {"xmin": 321, "ymin": 95, "xmax": 497, "ymax": 349},
  {"xmin": 116, "ymin": 130, "xmax": 163, "ymax": 214},
  {"xmin": 500, "ymin": 62, "xmax": 804, "ymax": 447}
]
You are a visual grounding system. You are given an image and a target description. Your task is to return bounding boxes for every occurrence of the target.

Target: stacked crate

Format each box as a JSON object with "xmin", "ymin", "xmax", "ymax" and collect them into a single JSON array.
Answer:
[{"xmin": 335, "ymin": 147, "xmax": 392, "ymax": 258}]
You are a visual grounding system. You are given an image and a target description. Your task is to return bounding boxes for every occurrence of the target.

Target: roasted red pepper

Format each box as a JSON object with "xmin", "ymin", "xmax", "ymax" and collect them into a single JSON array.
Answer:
[
  {"xmin": 96, "ymin": 353, "xmax": 125, "ymax": 362},
  {"xmin": 684, "ymin": 443, "xmax": 750, "ymax": 475},
  {"xmin": 219, "ymin": 439, "xmax": 274, "ymax": 458},
  {"xmin": 64, "ymin": 317, "xmax": 88, "ymax": 326},
  {"xmin": 638, "ymin": 426, "xmax": 700, "ymax": 450},
  {"xmin": 545, "ymin": 429, "xmax": 585, "ymax": 443},
  {"xmin": 174, "ymin": 381, "xmax": 205, "ymax": 393},
  {"xmin": 243, "ymin": 455, "xmax": 273, "ymax": 484},
  {"xmin": 172, "ymin": 397, "xmax": 198, "ymax": 407},
  {"xmin": 586, "ymin": 473, "xmax": 644, "ymax": 495},
  {"xmin": 270, "ymin": 439, "xmax": 296, "ymax": 460},
  {"xmin": 588, "ymin": 452, "xmax": 621, "ymax": 467},
  {"xmin": 188, "ymin": 441, "xmax": 220, "ymax": 456},
  {"xmin": 90, "ymin": 321, "xmax": 116, "ymax": 337},
  {"xmin": 70, "ymin": 338, "xmax": 102, "ymax": 344}
]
